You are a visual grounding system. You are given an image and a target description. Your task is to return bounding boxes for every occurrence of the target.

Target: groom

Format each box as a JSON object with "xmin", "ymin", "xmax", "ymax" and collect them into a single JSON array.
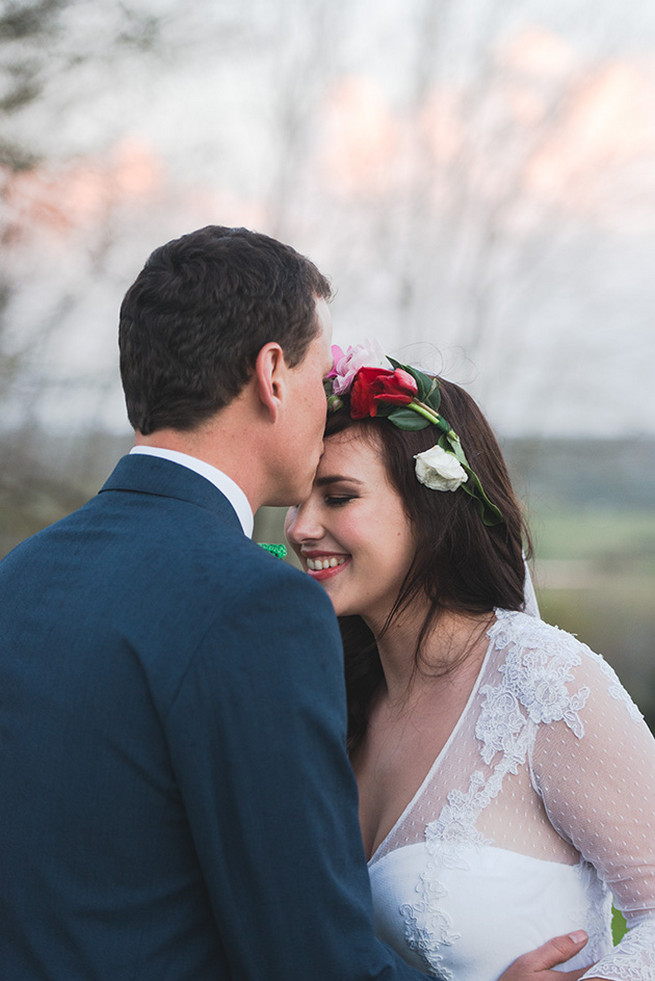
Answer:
[{"xmin": 0, "ymin": 226, "xmax": 589, "ymax": 979}]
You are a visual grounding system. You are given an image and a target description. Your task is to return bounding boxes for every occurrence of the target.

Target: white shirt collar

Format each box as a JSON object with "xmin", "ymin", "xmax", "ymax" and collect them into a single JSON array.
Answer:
[{"xmin": 129, "ymin": 445, "xmax": 254, "ymax": 538}]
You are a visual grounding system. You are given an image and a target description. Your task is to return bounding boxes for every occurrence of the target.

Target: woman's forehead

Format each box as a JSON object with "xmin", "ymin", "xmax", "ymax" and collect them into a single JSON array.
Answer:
[{"xmin": 318, "ymin": 427, "xmax": 384, "ymax": 478}]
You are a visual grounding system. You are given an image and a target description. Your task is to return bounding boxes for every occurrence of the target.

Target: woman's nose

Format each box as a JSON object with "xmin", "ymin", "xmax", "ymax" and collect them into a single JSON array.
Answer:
[{"xmin": 285, "ymin": 502, "xmax": 321, "ymax": 545}]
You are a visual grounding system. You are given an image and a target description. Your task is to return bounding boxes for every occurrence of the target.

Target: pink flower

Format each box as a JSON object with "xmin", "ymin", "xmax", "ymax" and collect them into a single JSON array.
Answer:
[{"xmin": 329, "ymin": 340, "xmax": 388, "ymax": 396}]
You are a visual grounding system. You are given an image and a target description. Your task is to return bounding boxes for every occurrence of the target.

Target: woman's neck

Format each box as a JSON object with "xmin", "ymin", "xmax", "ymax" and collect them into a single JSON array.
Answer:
[{"xmin": 368, "ymin": 604, "xmax": 495, "ymax": 705}]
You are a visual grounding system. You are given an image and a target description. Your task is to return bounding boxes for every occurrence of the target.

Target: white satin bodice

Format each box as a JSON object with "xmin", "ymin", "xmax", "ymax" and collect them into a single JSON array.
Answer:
[{"xmin": 370, "ymin": 842, "xmax": 611, "ymax": 979}]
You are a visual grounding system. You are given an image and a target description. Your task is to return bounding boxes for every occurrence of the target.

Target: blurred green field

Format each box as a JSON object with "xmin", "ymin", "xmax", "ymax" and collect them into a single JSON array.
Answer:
[
  {"xmin": 530, "ymin": 506, "xmax": 655, "ymax": 568},
  {"xmin": 612, "ymin": 907, "xmax": 627, "ymax": 944},
  {"xmin": 529, "ymin": 506, "xmax": 655, "ymax": 728}
]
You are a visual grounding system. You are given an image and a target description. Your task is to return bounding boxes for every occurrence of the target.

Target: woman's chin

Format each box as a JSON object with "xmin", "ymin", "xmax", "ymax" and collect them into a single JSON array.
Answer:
[{"xmin": 318, "ymin": 582, "xmax": 345, "ymax": 617}]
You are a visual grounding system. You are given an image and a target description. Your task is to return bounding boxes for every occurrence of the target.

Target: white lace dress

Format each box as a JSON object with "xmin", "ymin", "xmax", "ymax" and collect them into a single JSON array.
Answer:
[{"xmin": 368, "ymin": 610, "xmax": 655, "ymax": 980}]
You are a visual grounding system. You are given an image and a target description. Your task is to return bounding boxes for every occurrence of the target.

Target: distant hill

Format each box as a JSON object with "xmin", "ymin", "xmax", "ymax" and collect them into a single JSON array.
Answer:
[{"xmin": 504, "ymin": 436, "xmax": 655, "ymax": 511}]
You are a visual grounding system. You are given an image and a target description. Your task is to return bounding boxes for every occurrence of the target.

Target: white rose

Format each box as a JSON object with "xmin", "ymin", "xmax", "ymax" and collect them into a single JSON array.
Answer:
[{"xmin": 414, "ymin": 444, "xmax": 468, "ymax": 492}]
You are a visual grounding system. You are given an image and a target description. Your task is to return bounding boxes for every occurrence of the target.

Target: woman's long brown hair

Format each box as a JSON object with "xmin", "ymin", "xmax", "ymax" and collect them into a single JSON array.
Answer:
[{"xmin": 325, "ymin": 377, "xmax": 532, "ymax": 753}]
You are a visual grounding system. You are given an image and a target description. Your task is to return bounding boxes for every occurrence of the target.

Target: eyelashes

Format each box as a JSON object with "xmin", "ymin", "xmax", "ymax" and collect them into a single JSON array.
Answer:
[{"xmin": 324, "ymin": 495, "xmax": 358, "ymax": 507}]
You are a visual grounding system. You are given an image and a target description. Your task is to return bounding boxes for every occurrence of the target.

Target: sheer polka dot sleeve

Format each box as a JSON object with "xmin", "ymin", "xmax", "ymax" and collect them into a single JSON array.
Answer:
[{"xmin": 530, "ymin": 643, "xmax": 655, "ymax": 980}]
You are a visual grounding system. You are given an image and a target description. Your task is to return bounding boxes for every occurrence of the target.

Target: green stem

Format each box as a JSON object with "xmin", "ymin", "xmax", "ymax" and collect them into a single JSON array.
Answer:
[{"xmin": 411, "ymin": 400, "xmax": 450, "ymax": 433}]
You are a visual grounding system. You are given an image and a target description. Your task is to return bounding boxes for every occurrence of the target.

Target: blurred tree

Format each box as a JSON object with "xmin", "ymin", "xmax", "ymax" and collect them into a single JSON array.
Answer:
[
  {"xmin": 259, "ymin": 0, "xmax": 350, "ymax": 240},
  {"xmin": 310, "ymin": 0, "xmax": 654, "ymax": 436},
  {"xmin": 0, "ymin": 0, "xmax": 168, "ymax": 534}
]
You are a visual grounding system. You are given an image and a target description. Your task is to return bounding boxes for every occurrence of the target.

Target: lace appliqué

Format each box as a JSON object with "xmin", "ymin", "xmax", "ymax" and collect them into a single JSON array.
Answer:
[
  {"xmin": 579, "ymin": 917, "xmax": 655, "ymax": 981},
  {"xmin": 399, "ymin": 778, "xmax": 488, "ymax": 976},
  {"xmin": 482, "ymin": 610, "xmax": 591, "ymax": 745},
  {"xmin": 427, "ymin": 775, "xmax": 490, "ymax": 864},
  {"xmin": 399, "ymin": 713, "xmax": 532, "ymax": 973},
  {"xmin": 577, "ymin": 861, "xmax": 614, "ymax": 968},
  {"xmin": 492, "ymin": 608, "xmax": 643, "ymax": 727},
  {"xmin": 400, "ymin": 877, "xmax": 460, "ymax": 981}
]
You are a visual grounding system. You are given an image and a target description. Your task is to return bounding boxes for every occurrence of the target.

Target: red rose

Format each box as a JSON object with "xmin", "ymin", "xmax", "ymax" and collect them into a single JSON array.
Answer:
[{"xmin": 350, "ymin": 367, "xmax": 418, "ymax": 419}]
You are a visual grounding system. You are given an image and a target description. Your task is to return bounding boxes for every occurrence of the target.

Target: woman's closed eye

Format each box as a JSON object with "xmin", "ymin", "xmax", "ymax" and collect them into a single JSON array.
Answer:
[
  {"xmin": 315, "ymin": 475, "xmax": 363, "ymax": 507},
  {"xmin": 324, "ymin": 494, "xmax": 358, "ymax": 507}
]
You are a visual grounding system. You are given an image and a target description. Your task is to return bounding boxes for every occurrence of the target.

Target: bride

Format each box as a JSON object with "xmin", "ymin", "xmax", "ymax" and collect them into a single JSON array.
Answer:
[{"xmin": 285, "ymin": 342, "xmax": 655, "ymax": 981}]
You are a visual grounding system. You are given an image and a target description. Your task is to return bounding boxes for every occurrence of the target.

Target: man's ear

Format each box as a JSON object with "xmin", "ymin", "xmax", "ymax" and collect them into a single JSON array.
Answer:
[{"xmin": 254, "ymin": 342, "xmax": 287, "ymax": 421}]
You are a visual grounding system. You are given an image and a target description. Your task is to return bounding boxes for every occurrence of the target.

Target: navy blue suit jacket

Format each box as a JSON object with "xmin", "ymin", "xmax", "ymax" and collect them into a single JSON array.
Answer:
[{"xmin": 0, "ymin": 455, "xmax": 425, "ymax": 979}]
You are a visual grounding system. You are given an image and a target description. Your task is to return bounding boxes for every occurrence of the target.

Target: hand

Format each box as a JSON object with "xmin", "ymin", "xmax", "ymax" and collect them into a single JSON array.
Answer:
[{"xmin": 498, "ymin": 931, "xmax": 591, "ymax": 981}]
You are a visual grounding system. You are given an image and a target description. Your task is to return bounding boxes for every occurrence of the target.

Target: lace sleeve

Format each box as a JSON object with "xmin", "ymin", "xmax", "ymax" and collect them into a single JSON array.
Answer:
[{"xmin": 529, "ymin": 641, "xmax": 655, "ymax": 980}]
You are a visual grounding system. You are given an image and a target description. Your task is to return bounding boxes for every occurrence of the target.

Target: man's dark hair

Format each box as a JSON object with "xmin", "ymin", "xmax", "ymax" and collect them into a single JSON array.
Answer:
[
  {"xmin": 119, "ymin": 225, "xmax": 332, "ymax": 434},
  {"xmin": 325, "ymin": 377, "xmax": 532, "ymax": 753}
]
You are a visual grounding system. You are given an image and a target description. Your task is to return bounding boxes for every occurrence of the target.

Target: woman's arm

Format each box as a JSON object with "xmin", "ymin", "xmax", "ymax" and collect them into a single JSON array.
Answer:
[{"xmin": 531, "ymin": 641, "xmax": 655, "ymax": 981}]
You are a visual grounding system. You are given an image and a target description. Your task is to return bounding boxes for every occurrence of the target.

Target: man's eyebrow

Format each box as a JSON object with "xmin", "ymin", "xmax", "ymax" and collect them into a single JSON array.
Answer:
[{"xmin": 314, "ymin": 475, "xmax": 364, "ymax": 487}]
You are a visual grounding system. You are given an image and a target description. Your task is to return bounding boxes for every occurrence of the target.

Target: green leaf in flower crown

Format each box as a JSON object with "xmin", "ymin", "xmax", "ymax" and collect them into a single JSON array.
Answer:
[
  {"xmin": 437, "ymin": 433, "xmax": 503, "ymax": 526},
  {"xmin": 387, "ymin": 357, "xmax": 440, "ymax": 408},
  {"xmin": 422, "ymin": 373, "xmax": 441, "ymax": 408},
  {"xmin": 459, "ymin": 467, "xmax": 504, "ymax": 526},
  {"xmin": 438, "ymin": 430, "xmax": 466, "ymax": 464},
  {"xmin": 424, "ymin": 386, "xmax": 441, "ymax": 415},
  {"xmin": 386, "ymin": 406, "xmax": 431, "ymax": 430}
]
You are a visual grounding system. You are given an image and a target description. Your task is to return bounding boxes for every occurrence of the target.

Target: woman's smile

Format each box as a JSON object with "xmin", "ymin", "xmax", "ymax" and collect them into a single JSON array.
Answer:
[{"xmin": 303, "ymin": 551, "xmax": 352, "ymax": 579}]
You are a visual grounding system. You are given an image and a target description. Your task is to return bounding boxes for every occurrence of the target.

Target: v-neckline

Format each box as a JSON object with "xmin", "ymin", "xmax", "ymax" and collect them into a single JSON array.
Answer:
[{"xmin": 366, "ymin": 617, "xmax": 497, "ymax": 866}]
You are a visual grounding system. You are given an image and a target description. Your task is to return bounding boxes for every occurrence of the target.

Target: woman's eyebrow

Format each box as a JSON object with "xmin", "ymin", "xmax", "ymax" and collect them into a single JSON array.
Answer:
[{"xmin": 314, "ymin": 475, "xmax": 364, "ymax": 487}]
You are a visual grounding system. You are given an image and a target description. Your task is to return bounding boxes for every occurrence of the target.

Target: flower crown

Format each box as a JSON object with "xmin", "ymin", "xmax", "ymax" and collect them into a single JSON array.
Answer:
[{"xmin": 325, "ymin": 341, "xmax": 503, "ymax": 527}]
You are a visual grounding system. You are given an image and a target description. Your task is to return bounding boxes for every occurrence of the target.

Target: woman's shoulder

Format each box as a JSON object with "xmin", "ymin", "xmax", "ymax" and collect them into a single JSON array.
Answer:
[
  {"xmin": 485, "ymin": 609, "xmax": 644, "ymax": 731},
  {"xmin": 489, "ymin": 608, "xmax": 606, "ymax": 672}
]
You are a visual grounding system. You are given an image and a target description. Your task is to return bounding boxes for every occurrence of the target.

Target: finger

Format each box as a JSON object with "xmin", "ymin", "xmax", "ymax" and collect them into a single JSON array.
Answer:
[
  {"xmin": 500, "ymin": 931, "xmax": 589, "ymax": 979},
  {"xmin": 526, "ymin": 930, "xmax": 588, "ymax": 971}
]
